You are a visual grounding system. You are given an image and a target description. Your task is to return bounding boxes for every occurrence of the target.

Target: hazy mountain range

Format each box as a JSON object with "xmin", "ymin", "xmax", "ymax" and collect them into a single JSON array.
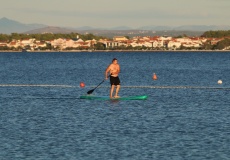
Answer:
[
  {"xmin": 1, "ymin": 17, "xmax": 230, "ymax": 37},
  {"xmin": 0, "ymin": 17, "xmax": 47, "ymax": 34}
]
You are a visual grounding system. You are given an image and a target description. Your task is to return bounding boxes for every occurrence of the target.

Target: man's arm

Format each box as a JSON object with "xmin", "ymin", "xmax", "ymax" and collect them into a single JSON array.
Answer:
[
  {"xmin": 117, "ymin": 65, "xmax": 120, "ymax": 74},
  {"xmin": 105, "ymin": 65, "xmax": 111, "ymax": 80}
]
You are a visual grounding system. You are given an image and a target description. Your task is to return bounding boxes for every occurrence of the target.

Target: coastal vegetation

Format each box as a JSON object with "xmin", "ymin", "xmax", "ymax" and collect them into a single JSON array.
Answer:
[
  {"xmin": 202, "ymin": 30, "xmax": 230, "ymax": 38},
  {"xmin": 0, "ymin": 33, "xmax": 104, "ymax": 41}
]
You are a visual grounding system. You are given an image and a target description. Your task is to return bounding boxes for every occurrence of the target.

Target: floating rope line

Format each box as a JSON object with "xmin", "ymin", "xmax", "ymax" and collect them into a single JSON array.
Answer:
[
  {"xmin": 93, "ymin": 85, "xmax": 230, "ymax": 90},
  {"xmin": 0, "ymin": 84, "xmax": 74, "ymax": 88},
  {"xmin": 0, "ymin": 84, "xmax": 229, "ymax": 90}
]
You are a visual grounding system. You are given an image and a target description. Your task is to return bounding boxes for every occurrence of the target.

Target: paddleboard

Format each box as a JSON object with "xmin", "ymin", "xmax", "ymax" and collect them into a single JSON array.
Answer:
[{"xmin": 80, "ymin": 95, "xmax": 148, "ymax": 100}]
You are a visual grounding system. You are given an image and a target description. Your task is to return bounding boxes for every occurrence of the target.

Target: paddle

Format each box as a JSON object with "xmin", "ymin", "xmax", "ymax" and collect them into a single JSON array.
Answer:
[{"xmin": 87, "ymin": 80, "xmax": 105, "ymax": 94}]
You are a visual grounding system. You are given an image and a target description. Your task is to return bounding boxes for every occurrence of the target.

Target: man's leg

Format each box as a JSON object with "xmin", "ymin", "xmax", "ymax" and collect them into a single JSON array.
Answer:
[
  {"xmin": 115, "ymin": 85, "xmax": 120, "ymax": 98},
  {"xmin": 110, "ymin": 85, "xmax": 115, "ymax": 98}
]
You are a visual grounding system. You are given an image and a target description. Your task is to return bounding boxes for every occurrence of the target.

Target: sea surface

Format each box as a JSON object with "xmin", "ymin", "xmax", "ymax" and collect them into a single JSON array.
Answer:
[{"xmin": 0, "ymin": 51, "xmax": 230, "ymax": 160}]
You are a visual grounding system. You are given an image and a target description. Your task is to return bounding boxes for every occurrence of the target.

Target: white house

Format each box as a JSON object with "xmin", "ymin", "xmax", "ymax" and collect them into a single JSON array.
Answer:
[
  {"xmin": 182, "ymin": 42, "xmax": 201, "ymax": 48},
  {"xmin": 20, "ymin": 38, "xmax": 35, "ymax": 46},
  {"xmin": 7, "ymin": 41, "xmax": 20, "ymax": 48},
  {"xmin": 50, "ymin": 38, "xmax": 66, "ymax": 49},
  {"xmin": 35, "ymin": 42, "xmax": 47, "ymax": 48},
  {"xmin": 158, "ymin": 36, "xmax": 172, "ymax": 41},
  {"xmin": 0, "ymin": 41, "xmax": 8, "ymax": 47},
  {"xmin": 113, "ymin": 36, "xmax": 128, "ymax": 41},
  {"xmin": 167, "ymin": 40, "xmax": 181, "ymax": 49}
]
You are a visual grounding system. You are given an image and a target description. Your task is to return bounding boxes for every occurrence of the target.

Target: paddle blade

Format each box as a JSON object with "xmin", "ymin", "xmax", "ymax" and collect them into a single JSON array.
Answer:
[{"xmin": 87, "ymin": 89, "xmax": 94, "ymax": 94}]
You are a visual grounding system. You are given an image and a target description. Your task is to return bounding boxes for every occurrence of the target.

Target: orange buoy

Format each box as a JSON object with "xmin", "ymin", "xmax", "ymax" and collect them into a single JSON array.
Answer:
[
  {"xmin": 152, "ymin": 73, "xmax": 157, "ymax": 80},
  {"xmin": 80, "ymin": 82, "xmax": 85, "ymax": 88}
]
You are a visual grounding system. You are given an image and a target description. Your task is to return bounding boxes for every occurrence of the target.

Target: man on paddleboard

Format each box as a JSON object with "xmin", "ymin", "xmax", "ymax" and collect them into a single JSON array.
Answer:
[{"xmin": 105, "ymin": 58, "xmax": 121, "ymax": 98}]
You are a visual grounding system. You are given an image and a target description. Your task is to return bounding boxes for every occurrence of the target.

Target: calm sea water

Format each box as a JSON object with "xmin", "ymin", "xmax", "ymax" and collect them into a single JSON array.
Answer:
[{"xmin": 0, "ymin": 51, "xmax": 230, "ymax": 160}]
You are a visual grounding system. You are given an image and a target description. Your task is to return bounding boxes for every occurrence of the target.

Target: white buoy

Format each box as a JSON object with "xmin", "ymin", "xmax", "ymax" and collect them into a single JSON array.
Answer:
[{"xmin": 218, "ymin": 80, "xmax": 222, "ymax": 84}]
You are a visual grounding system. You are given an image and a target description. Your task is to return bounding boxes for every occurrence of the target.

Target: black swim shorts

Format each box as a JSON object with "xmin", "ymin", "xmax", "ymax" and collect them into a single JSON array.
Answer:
[{"xmin": 110, "ymin": 76, "xmax": 120, "ymax": 86}]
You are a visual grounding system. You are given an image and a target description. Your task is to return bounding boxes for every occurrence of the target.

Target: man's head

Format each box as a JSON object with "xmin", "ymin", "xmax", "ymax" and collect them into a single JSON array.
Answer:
[{"xmin": 112, "ymin": 58, "xmax": 118, "ymax": 63}]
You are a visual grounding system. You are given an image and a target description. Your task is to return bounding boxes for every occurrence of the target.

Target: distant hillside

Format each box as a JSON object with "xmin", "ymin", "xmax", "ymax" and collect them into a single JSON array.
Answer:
[
  {"xmin": 173, "ymin": 25, "xmax": 230, "ymax": 31},
  {"xmin": 22, "ymin": 25, "xmax": 230, "ymax": 38},
  {"xmin": 24, "ymin": 26, "xmax": 79, "ymax": 34},
  {"xmin": 0, "ymin": 17, "xmax": 47, "ymax": 34},
  {"xmin": 1, "ymin": 17, "xmax": 230, "ymax": 37},
  {"xmin": 75, "ymin": 30, "xmax": 204, "ymax": 38},
  {"xmin": 74, "ymin": 25, "xmax": 230, "ymax": 31},
  {"xmin": 23, "ymin": 28, "xmax": 204, "ymax": 38},
  {"xmin": 137, "ymin": 25, "xmax": 230, "ymax": 31}
]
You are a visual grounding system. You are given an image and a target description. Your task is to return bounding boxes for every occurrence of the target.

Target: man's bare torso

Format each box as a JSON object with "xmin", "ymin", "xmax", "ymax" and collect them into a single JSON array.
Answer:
[{"xmin": 109, "ymin": 63, "xmax": 120, "ymax": 77}]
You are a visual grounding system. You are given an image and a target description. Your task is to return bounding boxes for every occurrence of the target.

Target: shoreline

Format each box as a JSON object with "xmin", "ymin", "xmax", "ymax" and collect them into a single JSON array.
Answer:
[{"xmin": 0, "ymin": 50, "xmax": 229, "ymax": 53}]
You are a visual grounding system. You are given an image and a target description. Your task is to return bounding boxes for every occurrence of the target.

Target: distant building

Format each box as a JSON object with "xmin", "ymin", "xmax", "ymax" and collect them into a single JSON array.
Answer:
[
  {"xmin": 167, "ymin": 40, "xmax": 181, "ymax": 49},
  {"xmin": 113, "ymin": 36, "xmax": 128, "ymax": 41},
  {"xmin": 0, "ymin": 41, "xmax": 8, "ymax": 47}
]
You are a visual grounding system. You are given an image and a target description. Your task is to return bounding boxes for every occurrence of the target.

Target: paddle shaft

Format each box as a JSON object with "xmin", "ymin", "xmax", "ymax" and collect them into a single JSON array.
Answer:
[{"xmin": 87, "ymin": 80, "xmax": 105, "ymax": 94}]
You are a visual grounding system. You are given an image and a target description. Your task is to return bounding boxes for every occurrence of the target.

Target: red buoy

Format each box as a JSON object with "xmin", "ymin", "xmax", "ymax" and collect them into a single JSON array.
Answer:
[
  {"xmin": 152, "ymin": 73, "xmax": 157, "ymax": 80},
  {"xmin": 80, "ymin": 82, "xmax": 85, "ymax": 88}
]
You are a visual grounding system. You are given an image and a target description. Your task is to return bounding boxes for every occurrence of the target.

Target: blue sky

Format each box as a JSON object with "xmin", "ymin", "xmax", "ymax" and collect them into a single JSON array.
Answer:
[{"xmin": 1, "ymin": 0, "xmax": 229, "ymax": 28}]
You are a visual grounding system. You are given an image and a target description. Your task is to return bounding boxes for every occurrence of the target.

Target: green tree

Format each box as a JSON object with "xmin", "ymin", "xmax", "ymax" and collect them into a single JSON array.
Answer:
[
  {"xmin": 0, "ymin": 34, "xmax": 9, "ymax": 41},
  {"xmin": 202, "ymin": 30, "xmax": 230, "ymax": 38},
  {"xmin": 214, "ymin": 38, "xmax": 230, "ymax": 50},
  {"xmin": 125, "ymin": 36, "xmax": 130, "ymax": 39},
  {"xmin": 126, "ymin": 45, "xmax": 133, "ymax": 50},
  {"xmin": 94, "ymin": 42, "xmax": 105, "ymax": 50}
]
